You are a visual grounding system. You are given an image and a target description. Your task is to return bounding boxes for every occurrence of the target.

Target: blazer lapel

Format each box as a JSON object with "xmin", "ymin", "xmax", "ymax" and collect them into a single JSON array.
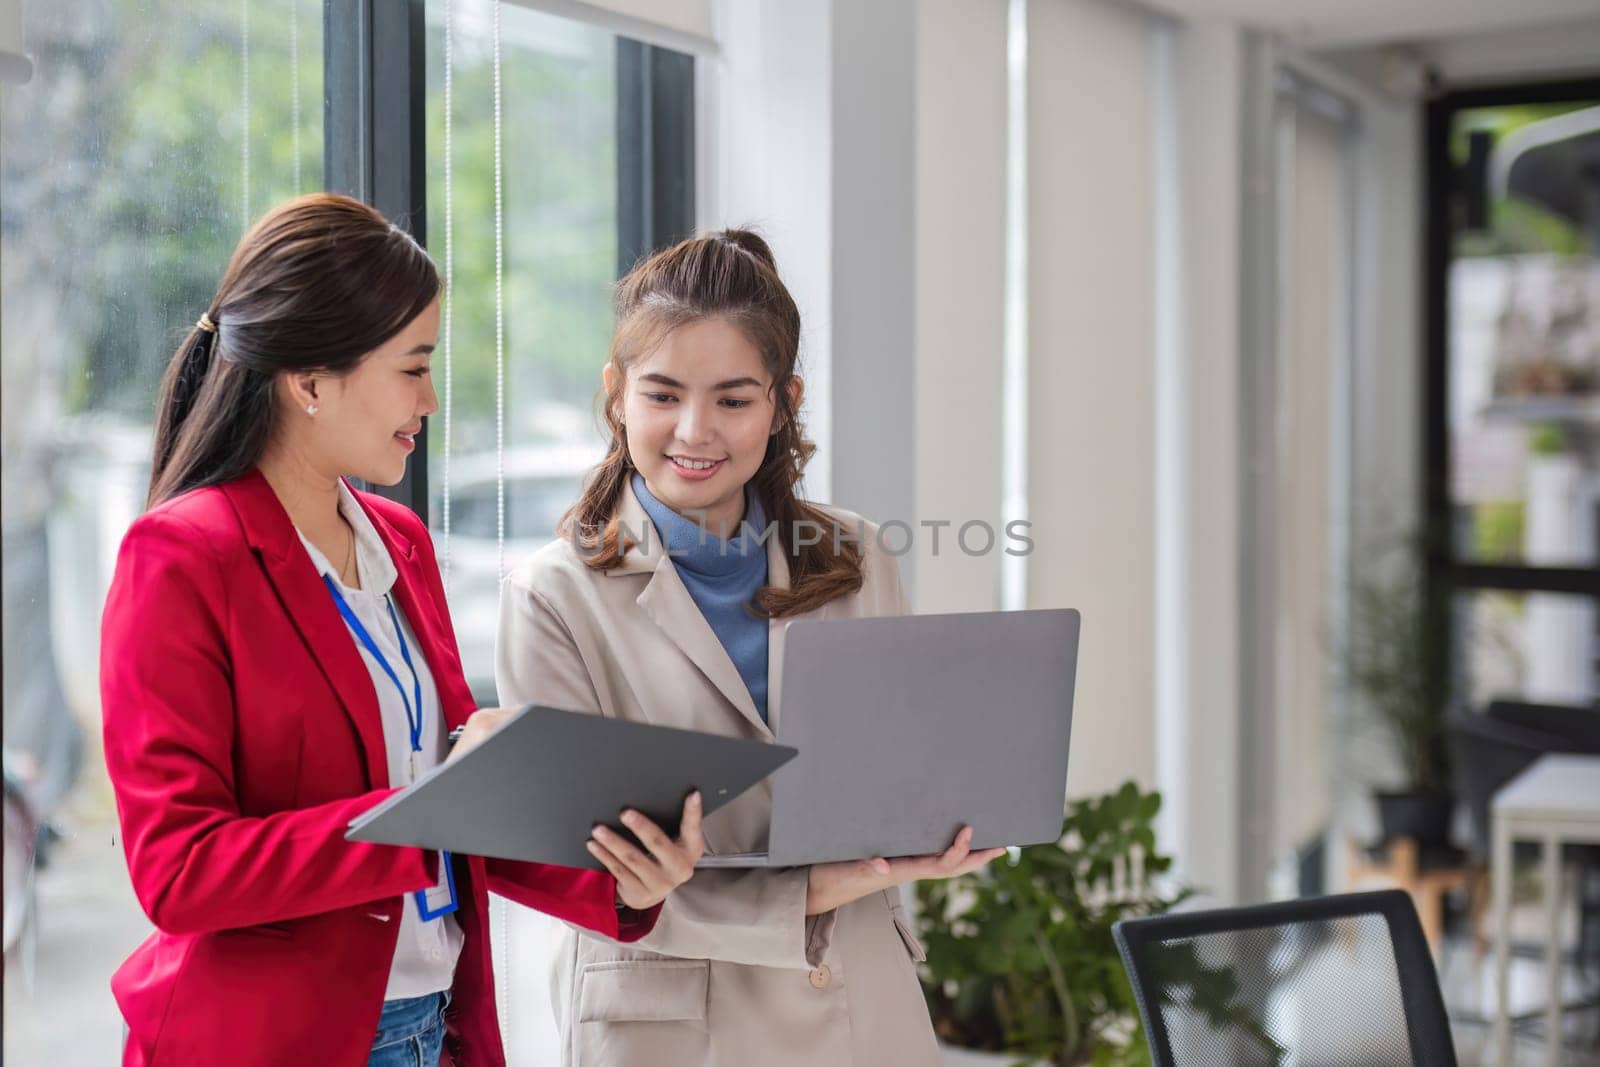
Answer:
[
  {"xmin": 359, "ymin": 499, "xmax": 476, "ymax": 731},
  {"xmin": 615, "ymin": 484, "xmax": 775, "ymax": 740},
  {"xmin": 221, "ymin": 470, "xmax": 390, "ymax": 790}
]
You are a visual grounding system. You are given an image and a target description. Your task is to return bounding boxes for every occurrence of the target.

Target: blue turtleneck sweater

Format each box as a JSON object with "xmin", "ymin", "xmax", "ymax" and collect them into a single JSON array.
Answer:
[{"xmin": 631, "ymin": 474, "xmax": 771, "ymax": 721}]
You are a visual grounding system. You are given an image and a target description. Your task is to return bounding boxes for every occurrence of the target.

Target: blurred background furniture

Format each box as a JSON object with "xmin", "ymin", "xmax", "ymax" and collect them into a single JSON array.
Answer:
[
  {"xmin": 1346, "ymin": 836, "xmax": 1478, "ymax": 949},
  {"xmin": 1490, "ymin": 754, "xmax": 1600, "ymax": 1066},
  {"xmin": 1113, "ymin": 890, "xmax": 1457, "ymax": 1067},
  {"xmin": 1451, "ymin": 700, "xmax": 1600, "ymax": 949}
]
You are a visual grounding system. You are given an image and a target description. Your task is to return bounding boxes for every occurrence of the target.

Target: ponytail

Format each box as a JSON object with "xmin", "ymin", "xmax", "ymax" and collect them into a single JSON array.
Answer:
[
  {"xmin": 148, "ymin": 317, "xmax": 219, "ymax": 504},
  {"xmin": 146, "ymin": 312, "xmax": 278, "ymax": 510},
  {"xmin": 714, "ymin": 229, "xmax": 780, "ymax": 272}
]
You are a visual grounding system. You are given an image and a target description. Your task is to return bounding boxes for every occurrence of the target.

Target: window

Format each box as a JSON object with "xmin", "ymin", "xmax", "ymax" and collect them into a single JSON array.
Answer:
[
  {"xmin": 1, "ymin": 0, "xmax": 322, "ymax": 1057},
  {"xmin": 414, "ymin": 6, "xmax": 694, "ymax": 1059},
  {"xmin": 421, "ymin": 0, "xmax": 693, "ymax": 704},
  {"xmin": 2, "ymin": 2, "xmax": 693, "ymax": 1057},
  {"xmin": 1426, "ymin": 79, "xmax": 1600, "ymax": 709}
]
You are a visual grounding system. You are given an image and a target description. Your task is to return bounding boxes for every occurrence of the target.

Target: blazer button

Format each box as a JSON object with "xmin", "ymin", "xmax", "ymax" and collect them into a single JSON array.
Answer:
[{"xmin": 808, "ymin": 964, "xmax": 832, "ymax": 990}]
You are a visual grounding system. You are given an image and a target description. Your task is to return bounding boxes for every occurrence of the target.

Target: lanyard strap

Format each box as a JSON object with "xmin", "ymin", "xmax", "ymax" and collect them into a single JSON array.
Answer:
[{"xmin": 323, "ymin": 575, "xmax": 424, "ymax": 754}]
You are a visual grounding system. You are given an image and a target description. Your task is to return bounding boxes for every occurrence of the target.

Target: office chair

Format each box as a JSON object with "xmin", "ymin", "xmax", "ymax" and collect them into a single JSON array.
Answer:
[{"xmin": 1113, "ymin": 890, "xmax": 1457, "ymax": 1067}]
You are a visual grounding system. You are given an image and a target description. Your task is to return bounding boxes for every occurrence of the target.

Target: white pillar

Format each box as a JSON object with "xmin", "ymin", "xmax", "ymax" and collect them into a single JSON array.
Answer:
[{"xmin": 1158, "ymin": 17, "xmax": 1248, "ymax": 904}]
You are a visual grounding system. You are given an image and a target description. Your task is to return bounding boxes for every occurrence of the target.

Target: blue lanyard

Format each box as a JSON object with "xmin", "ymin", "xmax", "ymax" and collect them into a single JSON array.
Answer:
[
  {"xmin": 323, "ymin": 573, "xmax": 457, "ymax": 923},
  {"xmin": 323, "ymin": 575, "xmax": 424, "ymax": 758}
]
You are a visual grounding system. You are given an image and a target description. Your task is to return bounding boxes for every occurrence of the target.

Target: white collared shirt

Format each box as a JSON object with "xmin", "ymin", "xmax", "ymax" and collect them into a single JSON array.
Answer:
[{"xmin": 297, "ymin": 480, "xmax": 463, "ymax": 1001}]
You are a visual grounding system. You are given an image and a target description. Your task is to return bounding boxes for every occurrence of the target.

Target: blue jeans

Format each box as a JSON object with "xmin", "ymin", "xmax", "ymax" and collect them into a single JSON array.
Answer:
[{"xmin": 369, "ymin": 991, "xmax": 449, "ymax": 1067}]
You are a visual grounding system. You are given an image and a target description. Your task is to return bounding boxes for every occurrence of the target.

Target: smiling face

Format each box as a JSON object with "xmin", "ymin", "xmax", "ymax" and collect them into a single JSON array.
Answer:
[
  {"xmin": 288, "ymin": 297, "xmax": 440, "ymax": 486},
  {"xmin": 610, "ymin": 316, "xmax": 799, "ymax": 538}
]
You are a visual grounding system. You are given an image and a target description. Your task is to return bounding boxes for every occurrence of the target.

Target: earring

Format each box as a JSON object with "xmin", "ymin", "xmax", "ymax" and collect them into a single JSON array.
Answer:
[{"xmin": 306, "ymin": 404, "xmax": 319, "ymax": 416}]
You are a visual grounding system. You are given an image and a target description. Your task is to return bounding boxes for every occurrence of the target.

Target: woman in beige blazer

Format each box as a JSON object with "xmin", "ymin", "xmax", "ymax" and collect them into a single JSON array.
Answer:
[{"xmin": 495, "ymin": 230, "xmax": 1004, "ymax": 1066}]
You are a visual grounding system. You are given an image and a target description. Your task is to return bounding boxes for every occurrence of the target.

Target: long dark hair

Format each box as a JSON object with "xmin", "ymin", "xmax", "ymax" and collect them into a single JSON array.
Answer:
[
  {"xmin": 147, "ymin": 193, "xmax": 439, "ymax": 508},
  {"xmin": 563, "ymin": 229, "xmax": 865, "ymax": 618}
]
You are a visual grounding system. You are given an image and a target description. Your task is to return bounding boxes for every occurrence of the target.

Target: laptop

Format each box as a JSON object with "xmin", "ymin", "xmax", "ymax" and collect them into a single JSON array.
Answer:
[{"xmin": 697, "ymin": 608, "xmax": 1079, "ymax": 868}]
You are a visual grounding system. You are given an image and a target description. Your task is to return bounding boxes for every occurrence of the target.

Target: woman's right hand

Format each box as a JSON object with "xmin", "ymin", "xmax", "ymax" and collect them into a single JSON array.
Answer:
[
  {"xmin": 587, "ymin": 791, "xmax": 706, "ymax": 911},
  {"xmin": 442, "ymin": 707, "xmax": 516, "ymax": 765},
  {"xmin": 443, "ymin": 709, "xmax": 705, "ymax": 909},
  {"xmin": 804, "ymin": 825, "xmax": 1007, "ymax": 916}
]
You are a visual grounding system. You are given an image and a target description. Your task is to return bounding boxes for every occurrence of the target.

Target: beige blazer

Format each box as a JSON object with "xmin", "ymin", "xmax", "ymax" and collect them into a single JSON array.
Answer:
[{"xmin": 495, "ymin": 483, "xmax": 940, "ymax": 1067}]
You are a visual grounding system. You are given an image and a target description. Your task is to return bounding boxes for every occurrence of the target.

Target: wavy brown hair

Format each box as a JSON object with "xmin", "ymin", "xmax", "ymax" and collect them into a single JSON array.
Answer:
[
  {"xmin": 147, "ymin": 193, "xmax": 439, "ymax": 507},
  {"xmin": 563, "ymin": 229, "xmax": 864, "ymax": 617}
]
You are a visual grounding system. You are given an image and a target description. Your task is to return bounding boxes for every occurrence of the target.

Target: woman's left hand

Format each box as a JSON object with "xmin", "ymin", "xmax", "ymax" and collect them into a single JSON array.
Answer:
[
  {"xmin": 804, "ymin": 825, "xmax": 1007, "ymax": 915},
  {"xmin": 588, "ymin": 791, "xmax": 706, "ymax": 911}
]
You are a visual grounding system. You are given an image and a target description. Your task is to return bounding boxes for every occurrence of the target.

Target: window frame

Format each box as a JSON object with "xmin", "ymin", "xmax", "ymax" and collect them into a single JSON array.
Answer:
[
  {"xmin": 324, "ymin": 1, "xmax": 695, "ymax": 518},
  {"xmin": 617, "ymin": 38, "xmax": 696, "ymax": 276},
  {"xmin": 1421, "ymin": 75, "xmax": 1600, "ymax": 701},
  {"xmin": 325, "ymin": 0, "xmax": 431, "ymax": 513}
]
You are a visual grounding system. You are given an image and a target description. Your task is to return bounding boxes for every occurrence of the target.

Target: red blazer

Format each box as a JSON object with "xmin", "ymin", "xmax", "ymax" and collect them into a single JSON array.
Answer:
[{"xmin": 100, "ymin": 469, "xmax": 656, "ymax": 1066}]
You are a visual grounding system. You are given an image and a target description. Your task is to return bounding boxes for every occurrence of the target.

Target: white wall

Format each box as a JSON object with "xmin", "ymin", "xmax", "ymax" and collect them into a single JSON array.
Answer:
[
  {"xmin": 1156, "ymin": 24, "xmax": 1426, "ymax": 903},
  {"xmin": 704, "ymin": 0, "xmax": 1009, "ymax": 612},
  {"xmin": 1251, "ymin": 46, "xmax": 1427, "ymax": 899},
  {"xmin": 695, "ymin": 0, "xmax": 1434, "ymax": 907},
  {"xmin": 699, "ymin": 0, "xmax": 836, "ymax": 504},
  {"xmin": 702, "ymin": 0, "xmax": 926, "ymax": 554},
  {"xmin": 913, "ymin": 0, "xmax": 1008, "ymax": 615},
  {"xmin": 829, "ymin": 0, "xmax": 917, "ymax": 551},
  {"xmin": 1027, "ymin": 0, "xmax": 1160, "ymax": 799}
]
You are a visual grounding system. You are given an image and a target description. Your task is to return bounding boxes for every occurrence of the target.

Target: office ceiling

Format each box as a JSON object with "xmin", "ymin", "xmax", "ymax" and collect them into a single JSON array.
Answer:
[{"xmin": 1138, "ymin": 0, "xmax": 1600, "ymax": 49}]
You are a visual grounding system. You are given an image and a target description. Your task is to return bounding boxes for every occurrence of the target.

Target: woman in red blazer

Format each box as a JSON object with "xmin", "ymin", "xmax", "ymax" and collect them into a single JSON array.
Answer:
[{"xmin": 99, "ymin": 193, "xmax": 704, "ymax": 1067}]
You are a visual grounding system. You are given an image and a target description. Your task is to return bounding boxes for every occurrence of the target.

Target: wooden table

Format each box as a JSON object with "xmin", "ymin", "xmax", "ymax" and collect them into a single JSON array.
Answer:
[{"xmin": 1491, "ymin": 754, "xmax": 1600, "ymax": 1066}]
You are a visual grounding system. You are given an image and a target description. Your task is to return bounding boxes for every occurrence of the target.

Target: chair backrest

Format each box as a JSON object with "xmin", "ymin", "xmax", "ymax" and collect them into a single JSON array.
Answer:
[
  {"xmin": 1113, "ymin": 890, "xmax": 1456, "ymax": 1067},
  {"xmin": 1487, "ymin": 698, "xmax": 1600, "ymax": 753}
]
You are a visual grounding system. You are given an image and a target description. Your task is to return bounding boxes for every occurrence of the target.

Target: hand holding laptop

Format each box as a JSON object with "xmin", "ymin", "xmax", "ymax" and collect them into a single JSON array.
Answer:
[{"xmin": 804, "ymin": 824, "xmax": 1009, "ymax": 915}]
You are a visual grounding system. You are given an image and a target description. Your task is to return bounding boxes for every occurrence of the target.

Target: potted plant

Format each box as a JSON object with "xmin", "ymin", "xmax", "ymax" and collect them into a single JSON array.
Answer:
[
  {"xmin": 916, "ymin": 781, "xmax": 1191, "ymax": 1067},
  {"xmin": 1341, "ymin": 535, "xmax": 1454, "ymax": 848}
]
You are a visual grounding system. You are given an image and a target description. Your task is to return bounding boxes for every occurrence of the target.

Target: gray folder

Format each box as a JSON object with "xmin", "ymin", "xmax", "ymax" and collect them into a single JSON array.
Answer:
[{"xmin": 346, "ymin": 704, "xmax": 797, "ymax": 870}]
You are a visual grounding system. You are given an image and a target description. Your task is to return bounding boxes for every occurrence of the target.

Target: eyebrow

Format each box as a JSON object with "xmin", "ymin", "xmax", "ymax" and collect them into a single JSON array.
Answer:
[
  {"xmin": 407, "ymin": 343, "xmax": 436, "ymax": 356},
  {"xmin": 638, "ymin": 372, "xmax": 764, "ymax": 391}
]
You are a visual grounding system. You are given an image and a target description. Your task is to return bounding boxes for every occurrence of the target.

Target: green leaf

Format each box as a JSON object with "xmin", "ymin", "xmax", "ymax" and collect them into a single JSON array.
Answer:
[{"xmin": 921, "ymin": 779, "xmax": 1191, "ymax": 1064}]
